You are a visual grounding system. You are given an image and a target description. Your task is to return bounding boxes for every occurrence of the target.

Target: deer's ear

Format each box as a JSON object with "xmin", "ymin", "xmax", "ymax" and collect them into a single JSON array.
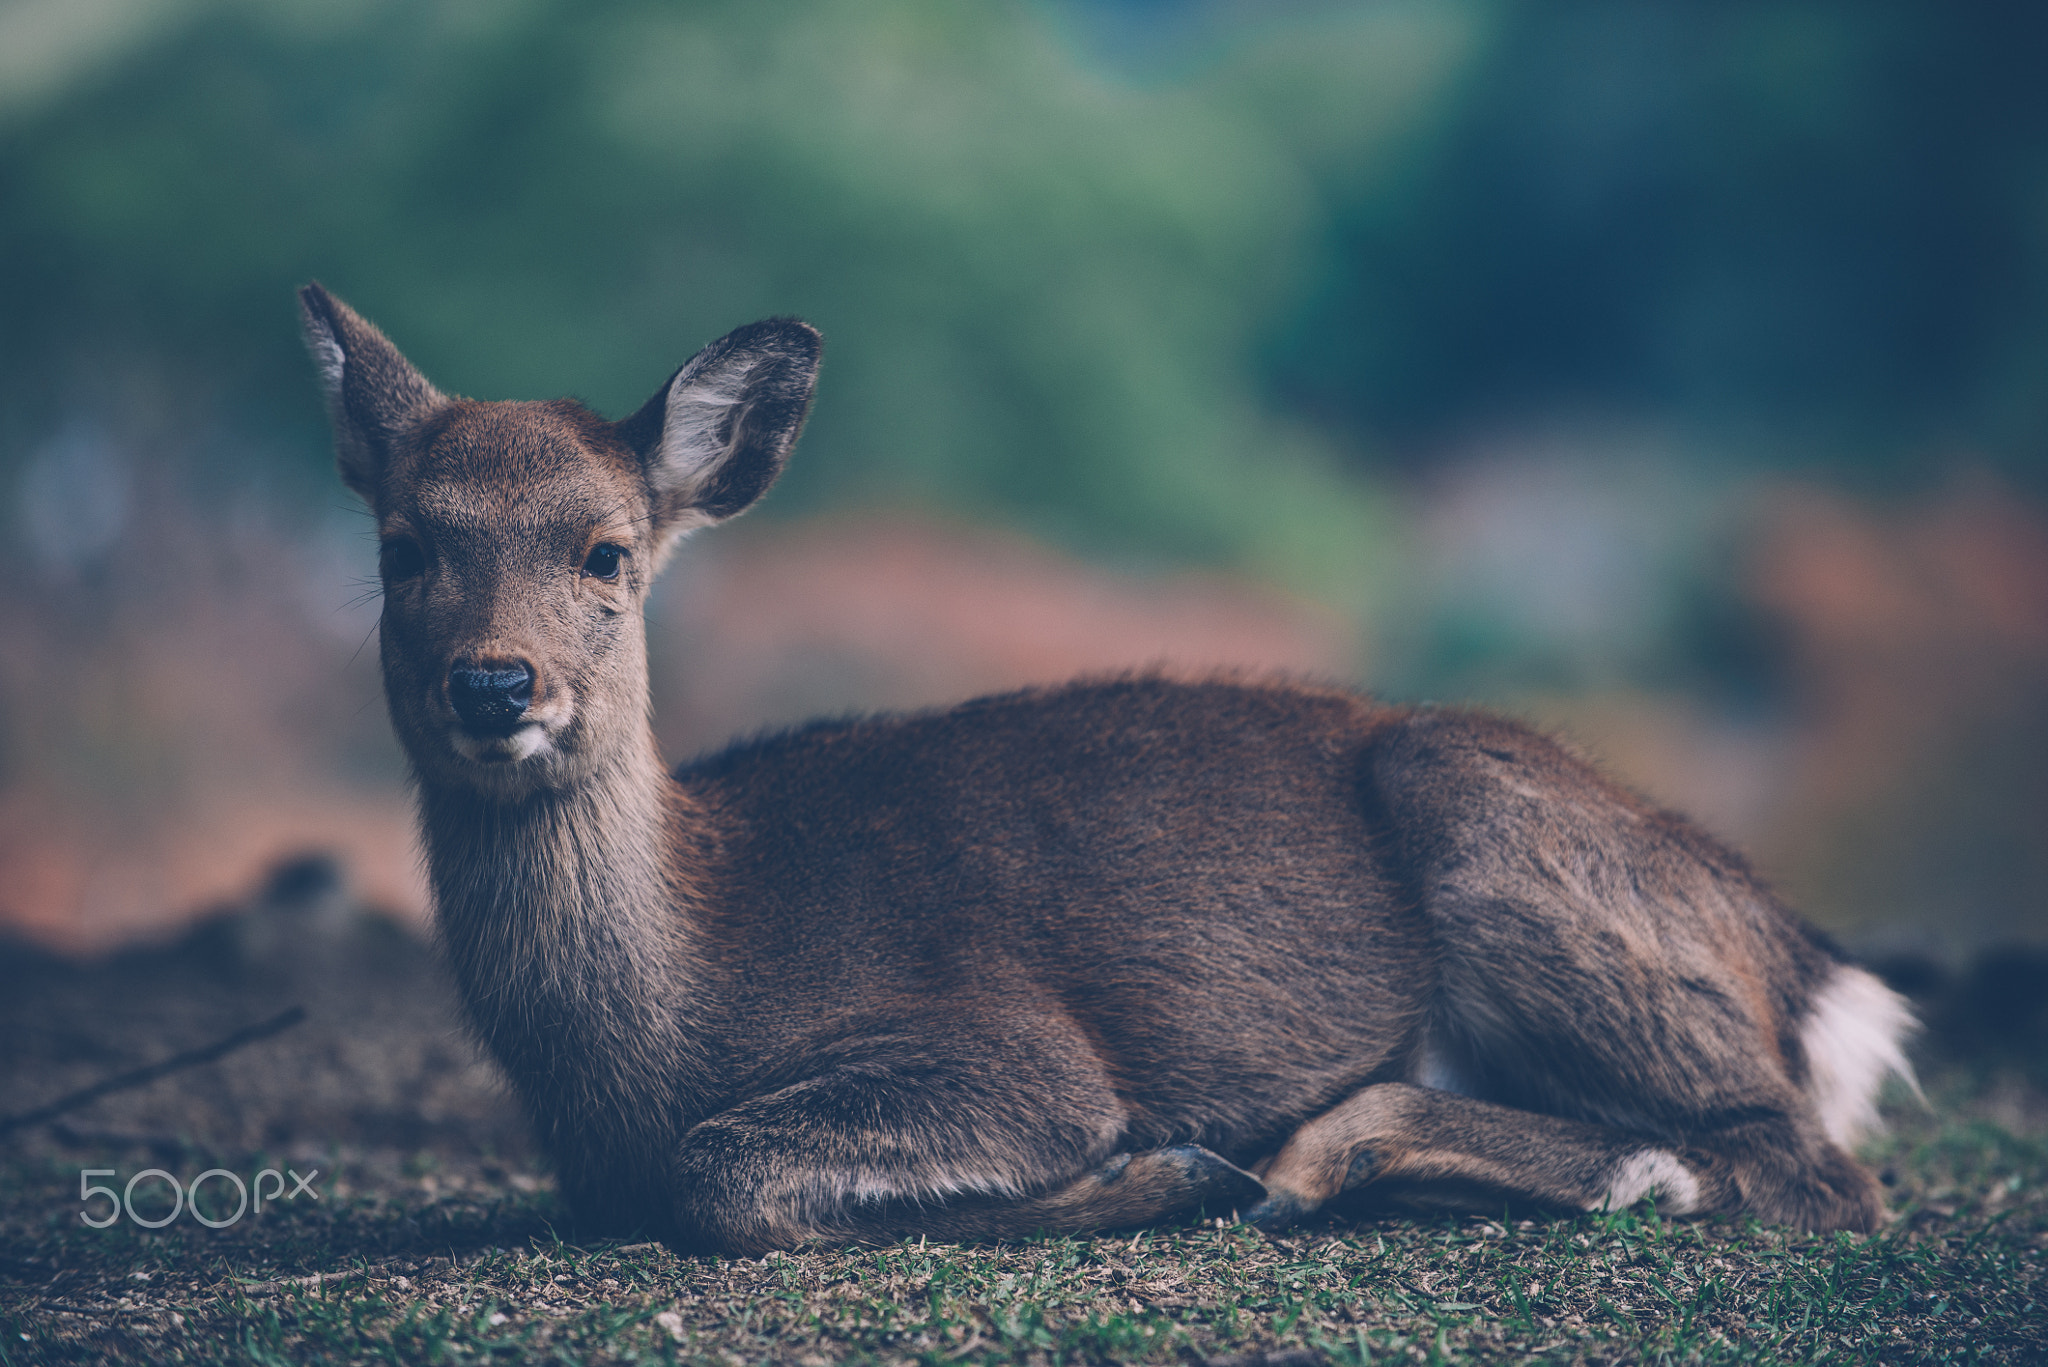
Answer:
[
  {"xmin": 298, "ymin": 282, "xmax": 446, "ymax": 503},
  {"xmin": 616, "ymin": 318, "xmax": 821, "ymax": 542}
]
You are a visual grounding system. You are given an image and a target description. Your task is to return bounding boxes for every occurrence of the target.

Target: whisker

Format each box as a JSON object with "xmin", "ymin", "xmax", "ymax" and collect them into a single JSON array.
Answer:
[{"xmin": 346, "ymin": 612, "xmax": 382, "ymax": 670}]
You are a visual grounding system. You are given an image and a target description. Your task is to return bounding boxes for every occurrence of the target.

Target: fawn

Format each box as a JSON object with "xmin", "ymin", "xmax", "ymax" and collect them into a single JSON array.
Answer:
[{"xmin": 300, "ymin": 283, "xmax": 1916, "ymax": 1254}]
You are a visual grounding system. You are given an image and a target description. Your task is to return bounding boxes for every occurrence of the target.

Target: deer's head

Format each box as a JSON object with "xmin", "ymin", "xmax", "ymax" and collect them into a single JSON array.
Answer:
[{"xmin": 300, "ymin": 283, "xmax": 819, "ymax": 800}]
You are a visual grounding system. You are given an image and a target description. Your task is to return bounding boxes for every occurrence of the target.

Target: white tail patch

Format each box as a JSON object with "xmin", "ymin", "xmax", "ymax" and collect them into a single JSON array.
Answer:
[
  {"xmin": 1800, "ymin": 964, "xmax": 1921, "ymax": 1149},
  {"xmin": 1598, "ymin": 1149, "xmax": 1700, "ymax": 1215}
]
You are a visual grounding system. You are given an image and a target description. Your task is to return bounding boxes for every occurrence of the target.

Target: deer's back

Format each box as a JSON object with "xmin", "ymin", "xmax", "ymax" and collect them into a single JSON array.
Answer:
[{"xmin": 676, "ymin": 676, "xmax": 1433, "ymax": 1151}]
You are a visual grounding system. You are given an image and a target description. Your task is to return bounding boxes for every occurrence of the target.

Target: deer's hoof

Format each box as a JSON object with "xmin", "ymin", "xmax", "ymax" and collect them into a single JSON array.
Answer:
[
  {"xmin": 1154, "ymin": 1144, "xmax": 1266, "ymax": 1217},
  {"xmin": 1244, "ymin": 1190, "xmax": 1310, "ymax": 1230}
]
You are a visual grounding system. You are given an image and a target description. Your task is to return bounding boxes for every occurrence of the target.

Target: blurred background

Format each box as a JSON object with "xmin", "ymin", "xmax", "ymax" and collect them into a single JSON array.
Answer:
[{"xmin": 2, "ymin": 0, "xmax": 2045, "ymax": 963}]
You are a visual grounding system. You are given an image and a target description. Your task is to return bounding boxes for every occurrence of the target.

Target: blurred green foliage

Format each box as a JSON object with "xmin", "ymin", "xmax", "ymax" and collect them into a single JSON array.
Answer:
[
  {"xmin": 3, "ymin": 0, "xmax": 2045, "ymax": 946},
  {"xmin": 1266, "ymin": 0, "xmax": 2048, "ymax": 489},
  {"xmin": 0, "ymin": 0, "xmax": 1486, "ymax": 607},
  {"xmin": 2, "ymin": 0, "xmax": 2044, "ymax": 651}
]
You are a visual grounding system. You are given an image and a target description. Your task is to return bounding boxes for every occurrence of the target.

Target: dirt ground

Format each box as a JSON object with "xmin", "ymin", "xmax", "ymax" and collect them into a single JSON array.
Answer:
[
  {"xmin": 2, "ymin": 858, "xmax": 2044, "ymax": 1364},
  {"xmin": 0, "ymin": 854, "xmax": 530, "ymax": 1177}
]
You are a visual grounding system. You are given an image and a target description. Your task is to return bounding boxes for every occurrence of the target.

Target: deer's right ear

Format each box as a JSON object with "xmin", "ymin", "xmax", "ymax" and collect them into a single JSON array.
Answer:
[
  {"xmin": 298, "ymin": 282, "xmax": 445, "ymax": 503},
  {"xmin": 615, "ymin": 318, "xmax": 821, "ymax": 548}
]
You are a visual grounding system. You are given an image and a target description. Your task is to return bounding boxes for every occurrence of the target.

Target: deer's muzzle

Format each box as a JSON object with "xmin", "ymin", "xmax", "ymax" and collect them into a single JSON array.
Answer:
[{"xmin": 448, "ymin": 660, "xmax": 535, "ymax": 735}]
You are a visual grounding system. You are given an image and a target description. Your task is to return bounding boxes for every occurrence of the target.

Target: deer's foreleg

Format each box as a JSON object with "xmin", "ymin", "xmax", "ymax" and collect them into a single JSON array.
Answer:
[{"xmin": 668, "ymin": 1065, "xmax": 1262, "ymax": 1255}]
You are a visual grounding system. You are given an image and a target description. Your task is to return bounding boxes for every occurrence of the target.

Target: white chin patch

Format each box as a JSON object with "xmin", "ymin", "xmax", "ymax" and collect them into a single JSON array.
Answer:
[
  {"xmin": 451, "ymin": 725, "xmax": 552, "ymax": 765},
  {"xmin": 1598, "ymin": 1149, "xmax": 1701, "ymax": 1215}
]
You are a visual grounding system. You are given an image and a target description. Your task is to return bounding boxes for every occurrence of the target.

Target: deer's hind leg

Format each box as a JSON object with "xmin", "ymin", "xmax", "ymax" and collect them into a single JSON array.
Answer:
[
  {"xmin": 1329, "ymin": 711, "xmax": 1897, "ymax": 1233},
  {"xmin": 1247, "ymin": 1080, "xmax": 1886, "ymax": 1231},
  {"xmin": 1247, "ymin": 1082, "xmax": 1731, "ymax": 1226}
]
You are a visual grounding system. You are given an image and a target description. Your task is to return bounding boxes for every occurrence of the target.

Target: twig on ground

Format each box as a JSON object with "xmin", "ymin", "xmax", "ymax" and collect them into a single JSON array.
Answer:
[{"xmin": 0, "ymin": 1006, "xmax": 307, "ymax": 1136}]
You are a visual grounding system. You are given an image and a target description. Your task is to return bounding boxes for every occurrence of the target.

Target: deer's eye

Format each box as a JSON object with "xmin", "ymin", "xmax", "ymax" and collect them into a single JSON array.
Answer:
[
  {"xmin": 380, "ymin": 537, "xmax": 425, "ymax": 581},
  {"xmin": 582, "ymin": 543, "xmax": 625, "ymax": 581}
]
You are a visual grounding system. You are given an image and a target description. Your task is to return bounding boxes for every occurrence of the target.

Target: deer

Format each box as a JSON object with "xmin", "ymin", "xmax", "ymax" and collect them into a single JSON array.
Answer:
[{"xmin": 298, "ymin": 282, "xmax": 1917, "ymax": 1256}]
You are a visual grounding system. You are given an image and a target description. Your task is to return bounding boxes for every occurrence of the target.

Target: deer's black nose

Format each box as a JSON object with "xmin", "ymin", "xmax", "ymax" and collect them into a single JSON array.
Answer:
[{"xmin": 449, "ymin": 661, "xmax": 534, "ymax": 734}]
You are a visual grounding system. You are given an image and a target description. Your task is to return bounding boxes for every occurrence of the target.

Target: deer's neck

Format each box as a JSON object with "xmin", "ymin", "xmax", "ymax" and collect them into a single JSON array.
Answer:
[{"xmin": 417, "ymin": 736, "xmax": 714, "ymax": 1140}]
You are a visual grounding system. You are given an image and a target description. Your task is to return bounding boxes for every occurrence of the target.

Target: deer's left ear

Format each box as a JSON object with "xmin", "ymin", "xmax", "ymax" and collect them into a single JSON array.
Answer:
[{"xmin": 616, "ymin": 318, "xmax": 821, "ymax": 547}]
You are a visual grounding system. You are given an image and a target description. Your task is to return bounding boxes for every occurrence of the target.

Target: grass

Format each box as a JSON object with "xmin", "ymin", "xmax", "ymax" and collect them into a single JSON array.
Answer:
[{"xmin": 4, "ymin": 1076, "xmax": 2043, "ymax": 1366}]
